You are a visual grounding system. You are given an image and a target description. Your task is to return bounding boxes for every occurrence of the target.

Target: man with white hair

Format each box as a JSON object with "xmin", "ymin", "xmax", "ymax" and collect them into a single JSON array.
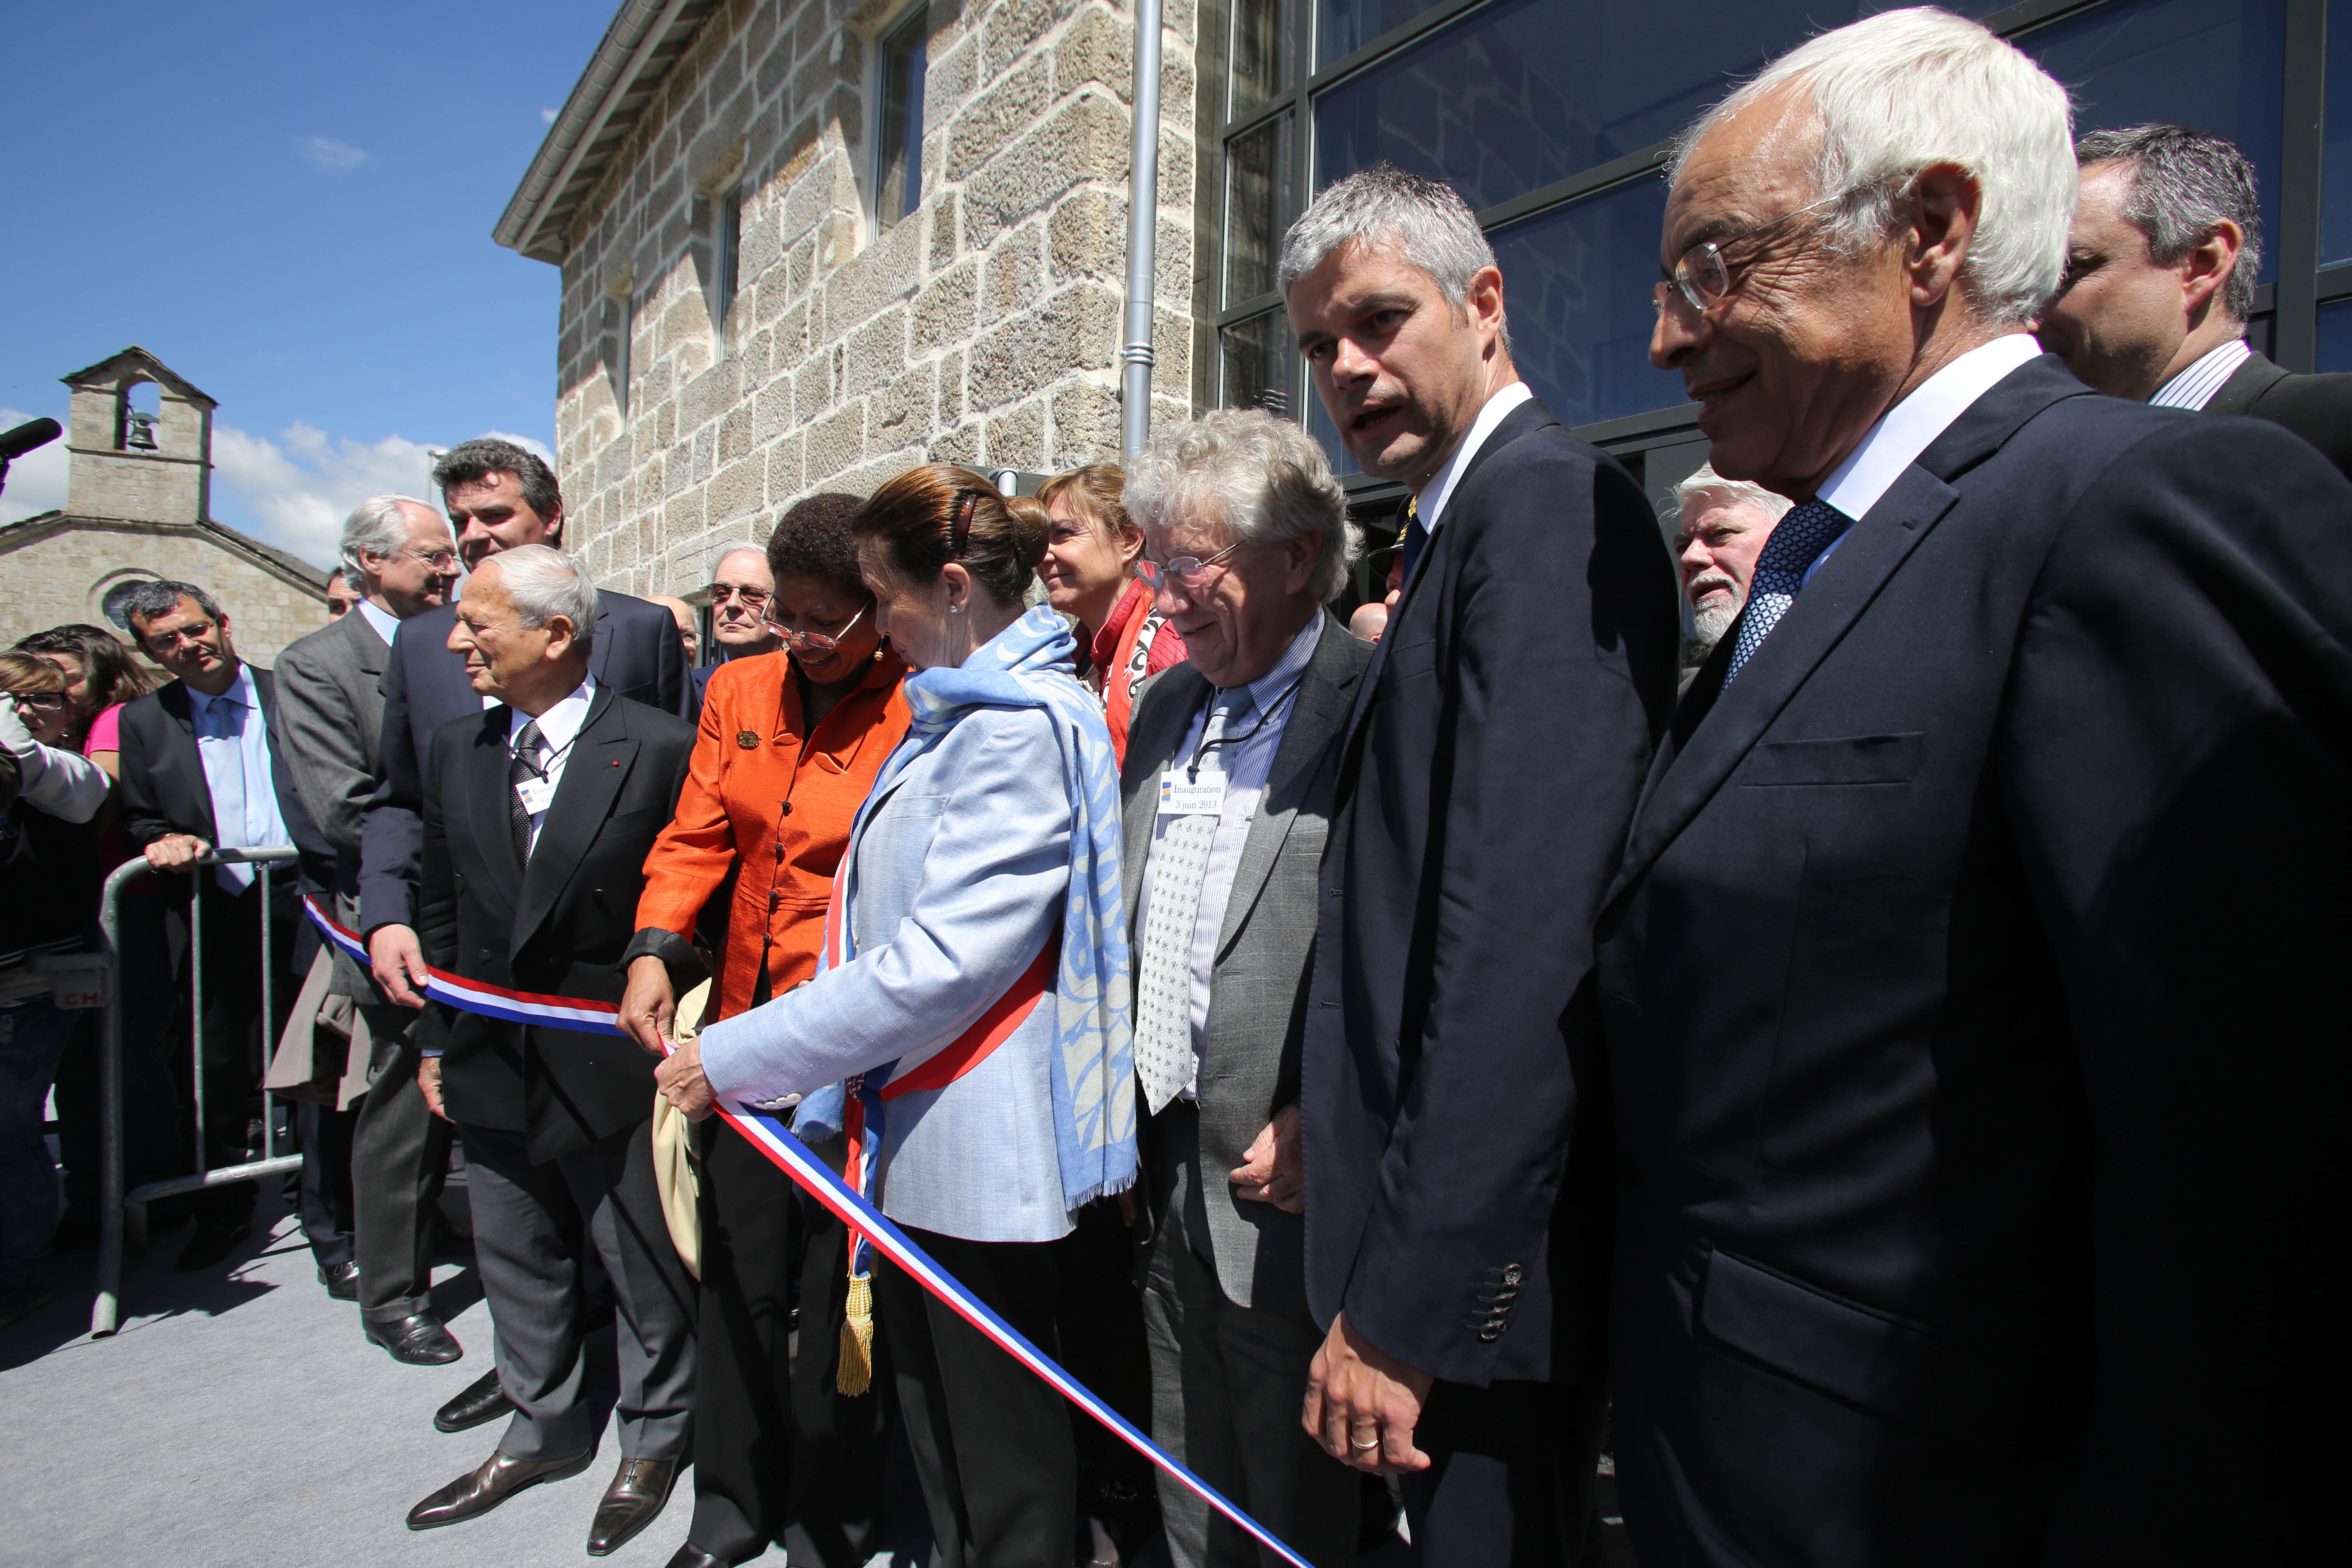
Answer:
[
  {"xmin": 1285, "ymin": 165, "xmax": 1681, "ymax": 1563},
  {"xmin": 271, "ymin": 496, "xmax": 463, "ymax": 1353},
  {"xmin": 401, "ymin": 545, "xmax": 700, "ymax": 1554},
  {"xmin": 1667, "ymin": 463, "xmax": 1789, "ymax": 674},
  {"xmin": 1118, "ymin": 409, "xmax": 1374, "ymax": 1568},
  {"xmin": 1616, "ymin": 9, "xmax": 2347, "ymax": 1561},
  {"xmin": 693, "ymin": 544, "xmax": 781, "ymax": 709},
  {"xmin": 2039, "ymin": 123, "xmax": 2352, "ymax": 477}
]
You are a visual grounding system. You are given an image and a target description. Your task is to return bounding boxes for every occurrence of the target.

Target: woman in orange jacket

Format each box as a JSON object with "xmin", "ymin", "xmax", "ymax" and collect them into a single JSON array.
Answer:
[{"xmin": 619, "ymin": 494, "xmax": 911, "ymax": 1568}]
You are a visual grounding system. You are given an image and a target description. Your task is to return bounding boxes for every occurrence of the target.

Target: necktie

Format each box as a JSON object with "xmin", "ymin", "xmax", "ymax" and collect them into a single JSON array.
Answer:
[
  {"xmin": 1400, "ymin": 496, "xmax": 1429, "ymax": 584},
  {"xmin": 1722, "ymin": 499, "xmax": 1851, "ymax": 686},
  {"xmin": 509, "ymin": 719, "xmax": 547, "ymax": 865},
  {"xmin": 1134, "ymin": 690, "xmax": 1249, "ymax": 1114}
]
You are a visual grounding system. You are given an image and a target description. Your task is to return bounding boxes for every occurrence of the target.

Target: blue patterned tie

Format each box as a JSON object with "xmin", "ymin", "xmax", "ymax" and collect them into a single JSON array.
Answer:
[{"xmin": 1723, "ymin": 499, "xmax": 1851, "ymax": 686}]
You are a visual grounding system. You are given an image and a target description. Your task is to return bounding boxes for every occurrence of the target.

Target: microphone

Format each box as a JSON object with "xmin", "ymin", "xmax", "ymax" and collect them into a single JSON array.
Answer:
[{"xmin": 0, "ymin": 417, "xmax": 62, "ymax": 461}]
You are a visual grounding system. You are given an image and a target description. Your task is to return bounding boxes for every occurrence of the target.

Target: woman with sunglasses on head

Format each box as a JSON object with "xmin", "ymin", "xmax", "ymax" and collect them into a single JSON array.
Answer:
[
  {"xmin": 656, "ymin": 463, "xmax": 1138, "ymax": 1568},
  {"xmin": 619, "ymin": 493, "xmax": 911, "ymax": 1568}
]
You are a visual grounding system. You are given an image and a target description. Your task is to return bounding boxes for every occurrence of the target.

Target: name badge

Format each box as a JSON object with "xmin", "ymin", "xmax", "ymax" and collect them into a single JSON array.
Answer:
[
  {"xmin": 514, "ymin": 774, "xmax": 557, "ymax": 815},
  {"xmin": 1158, "ymin": 769, "xmax": 1227, "ymax": 817}
]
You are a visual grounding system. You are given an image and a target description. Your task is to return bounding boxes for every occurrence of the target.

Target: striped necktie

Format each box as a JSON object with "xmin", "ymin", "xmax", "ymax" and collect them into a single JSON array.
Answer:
[{"xmin": 1723, "ymin": 499, "xmax": 1851, "ymax": 686}]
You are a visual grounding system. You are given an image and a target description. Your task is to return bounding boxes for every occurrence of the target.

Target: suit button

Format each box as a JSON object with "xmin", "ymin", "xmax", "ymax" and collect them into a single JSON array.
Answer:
[
  {"xmin": 1477, "ymin": 1325, "xmax": 1504, "ymax": 1342},
  {"xmin": 1501, "ymin": 1263, "xmax": 1523, "ymax": 1286}
]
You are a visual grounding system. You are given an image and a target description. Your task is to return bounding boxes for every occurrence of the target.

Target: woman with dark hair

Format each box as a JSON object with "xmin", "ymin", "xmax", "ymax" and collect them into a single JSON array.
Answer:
[
  {"xmin": 13, "ymin": 623, "xmax": 157, "ymax": 778},
  {"xmin": 1036, "ymin": 464, "xmax": 1185, "ymax": 763},
  {"xmin": 657, "ymin": 463, "xmax": 1138, "ymax": 1568},
  {"xmin": 620, "ymin": 494, "xmax": 912, "ymax": 1568}
]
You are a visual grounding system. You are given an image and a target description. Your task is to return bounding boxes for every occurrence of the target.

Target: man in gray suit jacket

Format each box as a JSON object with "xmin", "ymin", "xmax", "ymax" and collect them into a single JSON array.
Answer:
[
  {"xmin": 1120, "ymin": 411, "xmax": 1372, "ymax": 1568},
  {"xmin": 272, "ymin": 495, "xmax": 463, "ymax": 1365}
]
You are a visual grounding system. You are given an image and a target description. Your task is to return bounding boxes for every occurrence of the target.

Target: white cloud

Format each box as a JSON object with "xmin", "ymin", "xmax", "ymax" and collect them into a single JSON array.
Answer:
[
  {"xmin": 480, "ymin": 430, "xmax": 557, "ymax": 466},
  {"xmin": 0, "ymin": 407, "xmax": 70, "ymax": 525},
  {"xmin": 298, "ymin": 136, "xmax": 371, "ymax": 172},
  {"xmin": 541, "ymin": 107, "xmax": 559, "ymax": 124},
  {"xmin": 211, "ymin": 422, "xmax": 438, "ymax": 566}
]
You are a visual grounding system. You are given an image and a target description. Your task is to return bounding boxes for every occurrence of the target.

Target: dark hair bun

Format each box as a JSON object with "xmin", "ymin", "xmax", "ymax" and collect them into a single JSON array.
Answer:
[{"xmin": 854, "ymin": 464, "xmax": 1043, "ymax": 610}]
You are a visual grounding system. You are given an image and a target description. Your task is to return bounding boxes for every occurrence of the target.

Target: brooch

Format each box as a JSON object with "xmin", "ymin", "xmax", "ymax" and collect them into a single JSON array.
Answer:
[{"xmin": 736, "ymin": 730, "xmax": 760, "ymax": 749}]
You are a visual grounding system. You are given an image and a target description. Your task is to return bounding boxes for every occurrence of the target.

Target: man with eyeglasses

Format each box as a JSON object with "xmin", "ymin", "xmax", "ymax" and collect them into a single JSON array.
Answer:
[
  {"xmin": 116, "ymin": 579, "xmax": 331, "ymax": 1273},
  {"xmin": 1283, "ymin": 165, "xmax": 1680, "ymax": 1566},
  {"xmin": 1612, "ymin": 13, "xmax": 2350, "ymax": 1562},
  {"xmin": 272, "ymin": 496, "xmax": 470, "ymax": 1359},
  {"xmin": 692, "ymin": 546, "xmax": 781, "ymax": 713},
  {"xmin": 360, "ymin": 440, "xmax": 685, "ymax": 1425}
]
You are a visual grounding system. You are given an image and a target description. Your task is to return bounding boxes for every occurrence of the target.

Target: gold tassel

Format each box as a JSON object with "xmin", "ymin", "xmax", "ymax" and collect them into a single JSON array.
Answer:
[{"xmin": 836, "ymin": 1271, "xmax": 875, "ymax": 1396}]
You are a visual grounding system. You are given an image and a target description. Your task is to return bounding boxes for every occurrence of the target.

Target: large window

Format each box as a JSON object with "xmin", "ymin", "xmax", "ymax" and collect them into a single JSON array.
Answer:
[{"xmin": 1199, "ymin": 0, "xmax": 2336, "ymax": 493}]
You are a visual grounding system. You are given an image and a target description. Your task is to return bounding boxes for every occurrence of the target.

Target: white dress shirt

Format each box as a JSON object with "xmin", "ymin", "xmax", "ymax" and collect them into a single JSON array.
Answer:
[
  {"xmin": 507, "ymin": 675, "xmax": 597, "ymax": 857},
  {"xmin": 2149, "ymin": 336, "xmax": 2253, "ymax": 411},
  {"xmin": 187, "ymin": 662, "xmax": 291, "ymax": 894},
  {"xmin": 1132, "ymin": 612, "xmax": 1325, "ymax": 1100},
  {"xmin": 1802, "ymin": 332, "xmax": 2046, "ymax": 586},
  {"xmin": 355, "ymin": 596, "xmax": 400, "ymax": 647},
  {"xmin": 1417, "ymin": 379, "xmax": 1536, "ymax": 534}
]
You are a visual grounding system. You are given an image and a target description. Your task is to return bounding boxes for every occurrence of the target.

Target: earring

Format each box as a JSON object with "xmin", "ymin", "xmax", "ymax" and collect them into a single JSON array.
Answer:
[{"xmin": 949, "ymin": 603, "xmax": 962, "ymax": 615}]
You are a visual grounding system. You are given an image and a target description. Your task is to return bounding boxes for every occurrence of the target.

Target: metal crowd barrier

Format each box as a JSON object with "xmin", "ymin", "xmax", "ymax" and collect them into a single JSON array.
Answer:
[{"xmin": 90, "ymin": 846, "xmax": 302, "ymax": 1337}]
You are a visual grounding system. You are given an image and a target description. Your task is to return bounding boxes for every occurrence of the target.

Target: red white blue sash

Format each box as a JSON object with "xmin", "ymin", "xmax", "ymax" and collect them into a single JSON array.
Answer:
[{"xmin": 301, "ymin": 895, "xmax": 1311, "ymax": 1568}]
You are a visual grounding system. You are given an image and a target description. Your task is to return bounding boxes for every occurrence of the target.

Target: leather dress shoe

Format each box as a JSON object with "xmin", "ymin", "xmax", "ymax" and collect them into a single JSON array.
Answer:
[
  {"xmin": 406, "ymin": 1447, "xmax": 592, "ymax": 1530},
  {"xmin": 588, "ymin": 1456, "xmax": 679, "ymax": 1556},
  {"xmin": 366, "ymin": 1312, "xmax": 462, "ymax": 1367},
  {"xmin": 664, "ymin": 1546, "xmax": 733, "ymax": 1568},
  {"xmin": 317, "ymin": 1261, "xmax": 360, "ymax": 1301},
  {"xmin": 433, "ymin": 1368, "xmax": 513, "ymax": 1433},
  {"xmin": 175, "ymin": 1216, "xmax": 252, "ymax": 1272}
]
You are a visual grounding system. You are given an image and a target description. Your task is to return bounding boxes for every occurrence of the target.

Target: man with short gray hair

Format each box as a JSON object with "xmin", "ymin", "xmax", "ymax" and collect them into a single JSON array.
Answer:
[
  {"xmin": 1286, "ymin": 163, "xmax": 1680, "ymax": 1564},
  {"xmin": 271, "ymin": 496, "xmax": 466, "ymax": 1357},
  {"xmin": 402, "ymin": 544, "xmax": 699, "ymax": 1552},
  {"xmin": 1119, "ymin": 409, "xmax": 1373, "ymax": 1568},
  {"xmin": 1623, "ymin": 11, "xmax": 2348, "ymax": 1560},
  {"xmin": 2039, "ymin": 123, "xmax": 2352, "ymax": 475},
  {"xmin": 1666, "ymin": 464, "xmax": 1790, "ymax": 671}
]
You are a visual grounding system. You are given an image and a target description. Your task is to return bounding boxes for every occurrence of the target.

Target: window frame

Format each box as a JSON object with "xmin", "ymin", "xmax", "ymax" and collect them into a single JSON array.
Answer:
[
  {"xmin": 1195, "ymin": 0, "xmax": 2336, "ymax": 499},
  {"xmin": 872, "ymin": 3, "xmax": 931, "ymax": 234}
]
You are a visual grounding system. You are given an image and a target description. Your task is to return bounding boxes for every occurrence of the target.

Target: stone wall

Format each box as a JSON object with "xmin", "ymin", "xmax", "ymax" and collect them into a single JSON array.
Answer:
[
  {"xmin": 548, "ymin": 0, "xmax": 1199, "ymax": 597},
  {"xmin": 0, "ymin": 517, "xmax": 328, "ymax": 666}
]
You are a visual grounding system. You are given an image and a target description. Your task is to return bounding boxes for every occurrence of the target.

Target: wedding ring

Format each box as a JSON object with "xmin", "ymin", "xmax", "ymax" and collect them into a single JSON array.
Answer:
[{"xmin": 1350, "ymin": 1432, "xmax": 1382, "ymax": 1452}]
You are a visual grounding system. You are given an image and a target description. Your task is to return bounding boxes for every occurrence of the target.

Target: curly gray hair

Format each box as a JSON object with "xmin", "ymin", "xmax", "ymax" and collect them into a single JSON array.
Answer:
[{"xmin": 1125, "ymin": 410, "xmax": 1355, "ymax": 604}]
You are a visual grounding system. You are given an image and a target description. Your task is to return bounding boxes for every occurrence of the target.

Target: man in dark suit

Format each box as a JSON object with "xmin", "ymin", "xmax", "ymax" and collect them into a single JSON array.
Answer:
[
  {"xmin": 272, "ymin": 494, "xmax": 464, "ymax": 1361},
  {"xmin": 2040, "ymin": 122, "xmax": 2352, "ymax": 475},
  {"xmin": 1285, "ymin": 167, "xmax": 1681, "ymax": 1564},
  {"xmin": 1624, "ymin": 13, "xmax": 2342, "ymax": 1563},
  {"xmin": 116, "ymin": 579, "xmax": 327, "ymax": 1272},
  {"xmin": 359, "ymin": 439, "xmax": 686, "ymax": 1427},
  {"xmin": 398, "ymin": 545, "xmax": 699, "ymax": 1555},
  {"xmin": 1118, "ymin": 410, "xmax": 1374, "ymax": 1568}
]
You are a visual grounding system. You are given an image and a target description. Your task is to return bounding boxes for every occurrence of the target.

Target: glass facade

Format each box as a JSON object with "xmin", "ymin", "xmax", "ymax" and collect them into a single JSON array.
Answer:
[{"xmin": 1202, "ymin": 0, "xmax": 2344, "ymax": 489}]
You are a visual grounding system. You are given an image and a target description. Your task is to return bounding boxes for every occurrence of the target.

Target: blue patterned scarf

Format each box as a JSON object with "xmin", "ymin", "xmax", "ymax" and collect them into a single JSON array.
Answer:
[{"xmin": 801, "ymin": 605, "xmax": 1137, "ymax": 1212}]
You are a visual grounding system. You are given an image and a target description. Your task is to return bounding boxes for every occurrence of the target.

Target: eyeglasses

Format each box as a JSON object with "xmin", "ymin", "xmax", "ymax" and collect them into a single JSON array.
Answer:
[
  {"xmin": 760, "ymin": 600, "xmax": 868, "ymax": 653},
  {"xmin": 1136, "ymin": 540, "xmax": 1243, "ymax": 590},
  {"xmin": 1653, "ymin": 192, "xmax": 1844, "ymax": 320},
  {"xmin": 709, "ymin": 584, "xmax": 772, "ymax": 610},
  {"xmin": 8, "ymin": 691, "xmax": 67, "ymax": 711},
  {"xmin": 143, "ymin": 621, "xmax": 217, "ymax": 650},
  {"xmin": 404, "ymin": 545, "xmax": 460, "ymax": 570}
]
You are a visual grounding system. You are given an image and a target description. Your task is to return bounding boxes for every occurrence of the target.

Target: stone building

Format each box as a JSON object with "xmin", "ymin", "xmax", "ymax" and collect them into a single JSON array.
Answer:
[
  {"xmin": 0, "ymin": 348, "xmax": 331, "ymax": 664},
  {"xmin": 496, "ymin": 0, "xmax": 1200, "ymax": 601}
]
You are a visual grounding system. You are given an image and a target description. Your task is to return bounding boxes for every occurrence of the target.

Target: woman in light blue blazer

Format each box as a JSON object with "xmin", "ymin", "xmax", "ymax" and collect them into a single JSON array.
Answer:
[{"xmin": 658, "ymin": 463, "xmax": 1136, "ymax": 1568}]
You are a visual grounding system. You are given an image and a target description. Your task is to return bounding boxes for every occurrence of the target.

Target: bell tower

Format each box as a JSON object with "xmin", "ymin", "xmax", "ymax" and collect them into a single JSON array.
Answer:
[{"xmin": 61, "ymin": 346, "xmax": 214, "ymax": 523}]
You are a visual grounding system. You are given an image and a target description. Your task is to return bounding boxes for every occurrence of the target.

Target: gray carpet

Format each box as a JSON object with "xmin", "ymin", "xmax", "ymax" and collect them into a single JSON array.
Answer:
[{"xmin": 0, "ymin": 1185, "xmax": 789, "ymax": 1568}]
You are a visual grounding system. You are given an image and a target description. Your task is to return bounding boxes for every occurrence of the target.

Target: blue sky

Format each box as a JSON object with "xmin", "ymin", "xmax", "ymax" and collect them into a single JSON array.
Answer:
[{"xmin": 0, "ymin": 2, "xmax": 616, "ymax": 566}]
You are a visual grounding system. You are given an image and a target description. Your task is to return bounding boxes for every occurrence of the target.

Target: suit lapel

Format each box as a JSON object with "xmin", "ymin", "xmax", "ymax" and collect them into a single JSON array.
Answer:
[
  {"xmin": 1123, "ymin": 664, "xmax": 1211, "ymax": 933},
  {"xmin": 157, "ymin": 683, "xmax": 218, "ymax": 841},
  {"xmin": 343, "ymin": 606, "xmax": 389, "ymax": 681},
  {"xmin": 461, "ymin": 706, "xmax": 525, "ymax": 911},
  {"xmin": 1607, "ymin": 359, "xmax": 2090, "ymax": 907},
  {"xmin": 1214, "ymin": 616, "xmax": 1361, "ymax": 957},
  {"xmin": 2203, "ymin": 351, "xmax": 2287, "ymax": 418},
  {"xmin": 511, "ymin": 687, "xmax": 632, "ymax": 957}
]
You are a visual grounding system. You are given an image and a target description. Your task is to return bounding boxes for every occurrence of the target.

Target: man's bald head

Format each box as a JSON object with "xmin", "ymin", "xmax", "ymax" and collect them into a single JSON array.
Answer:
[
  {"xmin": 707, "ymin": 546, "xmax": 781, "ymax": 659},
  {"xmin": 648, "ymin": 594, "xmax": 699, "ymax": 665}
]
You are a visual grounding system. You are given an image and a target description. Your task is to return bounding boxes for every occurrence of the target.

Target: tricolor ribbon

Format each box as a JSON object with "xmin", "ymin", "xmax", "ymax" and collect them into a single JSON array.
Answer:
[{"xmin": 303, "ymin": 895, "xmax": 1312, "ymax": 1568}]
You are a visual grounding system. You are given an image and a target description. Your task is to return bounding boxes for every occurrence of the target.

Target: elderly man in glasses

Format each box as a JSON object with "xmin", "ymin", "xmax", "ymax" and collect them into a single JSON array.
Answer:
[
  {"xmin": 270, "ymin": 497, "xmax": 462, "ymax": 1330},
  {"xmin": 1609, "ymin": 11, "xmax": 2352, "ymax": 1564},
  {"xmin": 690, "ymin": 545, "xmax": 782, "ymax": 713}
]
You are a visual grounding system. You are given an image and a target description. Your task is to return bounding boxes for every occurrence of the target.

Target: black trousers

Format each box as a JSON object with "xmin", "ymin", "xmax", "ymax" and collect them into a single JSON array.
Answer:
[
  {"xmin": 684, "ymin": 1121, "xmax": 890, "ymax": 1566},
  {"xmin": 171, "ymin": 879, "xmax": 298, "ymax": 1219},
  {"xmin": 292, "ymin": 1098, "xmax": 357, "ymax": 1269},
  {"xmin": 877, "ymin": 1225, "xmax": 1076, "ymax": 1568},
  {"xmin": 351, "ymin": 1020, "xmax": 453, "ymax": 1322},
  {"xmin": 1399, "ymin": 1377, "xmax": 1606, "ymax": 1568}
]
